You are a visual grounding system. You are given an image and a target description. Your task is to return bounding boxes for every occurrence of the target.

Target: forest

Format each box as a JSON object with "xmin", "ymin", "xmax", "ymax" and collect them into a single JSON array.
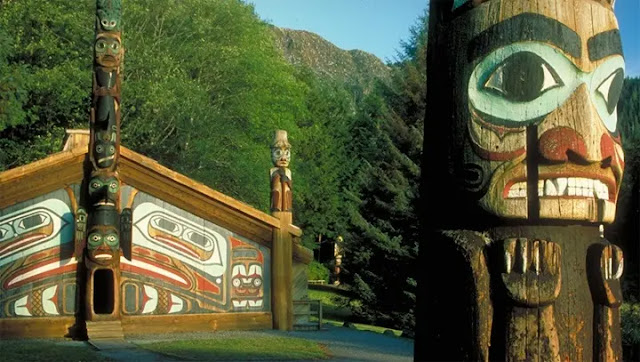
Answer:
[{"xmin": 0, "ymin": 0, "xmax": 638, "ymax": 335}]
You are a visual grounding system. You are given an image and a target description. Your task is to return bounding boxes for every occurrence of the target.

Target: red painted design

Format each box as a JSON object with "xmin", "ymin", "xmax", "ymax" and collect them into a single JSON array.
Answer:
[
  {"xmin": 155, "ymin": 235, "xmax": 200, "ymax": 259},
  {"xmin": 4, "ymin": 258, "xmax": 77, "ymax": 289},
  {"xmin": 470, "ymin": 137, "xmax": 526, "ymax": 161},
  {"xmin": 0, "ymin": 234, "xmax": 48, "ymax": 257},
  {"xmin": 195, "ymin": 273, "xmax": 220, "ymax": 294},
  {"xmin": 121, "ymin": 262, "xmax": 191, "ymax": 289},
  {"xmin": 601, "ymin": 133, "xmax": 624, "ymax": 169},
  {"xmin": 24, "ymin": 247, "xmax": 59, "ymax": 264},
  {"xmin": 538, "ymin": 127, "xmax": 587, "ymax": 162}
]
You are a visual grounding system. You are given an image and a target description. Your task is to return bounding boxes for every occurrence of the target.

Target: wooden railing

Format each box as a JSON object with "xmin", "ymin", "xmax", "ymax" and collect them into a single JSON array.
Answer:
[{"xmin": 293, "ymin": 299, "xmax": 323, "ymax": 330}]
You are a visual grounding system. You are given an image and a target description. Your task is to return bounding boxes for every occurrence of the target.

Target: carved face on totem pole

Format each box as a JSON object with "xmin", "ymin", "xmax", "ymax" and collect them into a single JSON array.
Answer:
[
  {"xmin": 95, "ymin": 34, "xmax": 122, "ymax": 68},
  {"xmin": 450, "ymin": 0, "xmax": 624, "ymax": 223},
  {"xmin": 271, "ymin": 130, "xmax": 291, "ymax": 168},
  {"xmin": 94, "ymin": 128, "xmax": 117, "ymax": 168},
  {"xmin": 87, "ymin": 224, "xmax": 120, "ymax": 265},
  {"xmin": 96, "ymin": 0, "xmax": 122, "ymax": 32},
  {"xmin": 88, "ymin": 173, "xmax": 120, "ymax": 208}
]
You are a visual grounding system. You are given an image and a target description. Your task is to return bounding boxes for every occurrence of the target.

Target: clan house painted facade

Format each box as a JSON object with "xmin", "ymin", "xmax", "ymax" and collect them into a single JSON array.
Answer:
[
  {"xmin": 0, "ymin": 0, "xmax": 311, "ymax": 339},
  {"xmin": 0, "ymin": 134, "xmax": 312, "ymax": 338}
]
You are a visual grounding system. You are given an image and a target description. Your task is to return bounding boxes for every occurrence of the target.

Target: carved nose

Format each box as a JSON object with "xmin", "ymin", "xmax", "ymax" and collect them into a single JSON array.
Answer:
[{"xmin": 538, "ymin": 126, "xmax": 587, "ymax": 162}]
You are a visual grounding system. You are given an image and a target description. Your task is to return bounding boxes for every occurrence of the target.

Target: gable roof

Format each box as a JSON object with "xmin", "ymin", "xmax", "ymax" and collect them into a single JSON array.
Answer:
[{"xmin": 0, "ymin": 131, "xmax": 311, "ymax": 262}]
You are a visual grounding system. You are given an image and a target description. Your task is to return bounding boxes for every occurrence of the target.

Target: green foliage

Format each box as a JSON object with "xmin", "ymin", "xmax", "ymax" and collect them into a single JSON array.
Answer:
[
  {"xmin": 622, "ymin": 303, "xmax": 640, "ymax": 346},
  {"xmin": 341, "ymin": 13, "xmax": 426, "ymax": 332},
  {"xmin": 0, "ymin": 0, "xmax": 93, "ymax": 170},
  {"xmin": 307, "ymin": 260, "xmax": 330, "ymax": 282}
]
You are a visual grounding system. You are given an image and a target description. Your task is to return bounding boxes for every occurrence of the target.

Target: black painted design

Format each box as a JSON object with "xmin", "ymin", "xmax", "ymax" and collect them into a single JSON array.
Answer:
[
  {"xmin": 485, "ymin": 52, "xmax": 563, "ymax": 102},
  {"xmin": 599, "ymin": 69, "xmax": 624, "ymax": 114},
  {"xmin": 468, "ymin": 13, "xmax": 581, "ymax": 62},
  {"xmin": 474, "ymin": 108, "xmax": 546, "ymax": 128},
  {"xmin": 588, "ymin": 29, "xmax": 623, "ymax": 61},
  {"xmin": 120, "ymin": 208, "xmax": 132, "ymax": 260}
]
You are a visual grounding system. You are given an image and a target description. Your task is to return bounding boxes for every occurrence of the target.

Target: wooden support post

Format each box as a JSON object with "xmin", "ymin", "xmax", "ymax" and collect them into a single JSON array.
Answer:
[
  {"xmin": 272, "ymin": 212, "xmax": 293, "ymax": 330},
  {"xmin": 270, "ymin": 130, "xmax": 293, "ymax": 330}
]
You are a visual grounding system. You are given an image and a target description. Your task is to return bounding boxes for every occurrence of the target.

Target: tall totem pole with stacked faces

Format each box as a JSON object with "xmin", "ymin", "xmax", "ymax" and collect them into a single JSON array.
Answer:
[
  {"xmin": 79, "ymin": 0, "xmax": 127, "ymax": 322},
  {"xmin": 418, "ymin": 0, "xmax": 625, "ymax": 360}
]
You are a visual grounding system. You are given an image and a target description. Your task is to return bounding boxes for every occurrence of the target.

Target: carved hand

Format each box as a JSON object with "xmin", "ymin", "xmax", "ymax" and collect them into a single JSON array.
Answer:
[
  {"xmin": 501, "ymin": 238, "xmax": 562, "ymax": 307},
  {"xmin": 589, "ymin": 243, "xmax": 623, "ymax": 307}
]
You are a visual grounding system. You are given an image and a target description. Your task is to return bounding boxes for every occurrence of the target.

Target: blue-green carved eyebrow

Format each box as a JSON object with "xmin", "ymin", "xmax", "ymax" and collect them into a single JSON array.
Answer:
[{"xmin": 468, "ymin": 13, "xmax": 581, "ymax": 61}]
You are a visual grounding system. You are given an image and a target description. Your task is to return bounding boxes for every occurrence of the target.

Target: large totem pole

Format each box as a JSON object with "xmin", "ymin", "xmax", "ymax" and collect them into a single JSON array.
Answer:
[
  {"xmin": 270, "ymin": 130, "xmax": 293, "ymax": 330},
  {"xmin": 79, "ymin": 0, "xmax": 128, "ymax": 322},
  {"xmin": 418, "ymin": 0, "xmax": 625, "ymax": 360}
]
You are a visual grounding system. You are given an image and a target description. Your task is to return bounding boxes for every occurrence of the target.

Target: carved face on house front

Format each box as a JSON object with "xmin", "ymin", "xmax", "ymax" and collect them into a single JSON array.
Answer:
[
  {"xmin": 449, "ymin": 0, "xmax": 624, "ymax": 223},
  {"xmin": 87, "ymin": 224, "xmax": 120, "ymax": 265}
]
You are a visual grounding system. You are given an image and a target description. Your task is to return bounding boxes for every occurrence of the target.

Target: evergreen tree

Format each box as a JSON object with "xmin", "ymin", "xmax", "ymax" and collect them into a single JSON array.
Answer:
[{"xmin": 342, "ymin": 13, "xmax": 427, "ymax": 332}]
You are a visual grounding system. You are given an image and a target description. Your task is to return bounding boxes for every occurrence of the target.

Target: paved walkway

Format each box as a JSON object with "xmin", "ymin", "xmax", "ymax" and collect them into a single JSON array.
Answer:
[{"xmin": 86, "ymin": 325, "xmax": 413, "ymax": 361}]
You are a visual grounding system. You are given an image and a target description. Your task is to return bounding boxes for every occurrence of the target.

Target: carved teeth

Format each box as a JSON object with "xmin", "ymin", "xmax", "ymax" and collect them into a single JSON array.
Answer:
[
  {"xmin": 506, "ymin": 178, "xmax": 610, "ymax": 200},
  {"xmin": 544, "ymin": 180, "xmax": 557, "ymax": 196}
]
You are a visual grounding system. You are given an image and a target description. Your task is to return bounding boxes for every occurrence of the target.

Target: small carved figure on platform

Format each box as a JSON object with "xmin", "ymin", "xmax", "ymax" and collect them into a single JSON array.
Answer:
[{"xmin": 270, "ymin": 130, "xmax": 292, "ymax": 212}]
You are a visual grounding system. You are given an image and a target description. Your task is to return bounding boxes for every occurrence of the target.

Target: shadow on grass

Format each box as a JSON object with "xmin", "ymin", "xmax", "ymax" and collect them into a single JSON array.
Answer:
[{"xmin": 0, "ymin": 339, "xmax": 112, "ymax": 362}]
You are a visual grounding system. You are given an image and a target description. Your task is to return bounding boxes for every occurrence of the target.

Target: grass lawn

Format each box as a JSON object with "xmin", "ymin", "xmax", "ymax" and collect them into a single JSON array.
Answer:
[
  {"xmin": 0, "ymin": 339, "xmax": 112, "ymax": 362},
  {"xmin": 308, "ymin": 288, "xmax": 403, "ymax": 337},
  {"xmin": 138, "ymin": 335, "xmax": 329, "ymax": 360}
]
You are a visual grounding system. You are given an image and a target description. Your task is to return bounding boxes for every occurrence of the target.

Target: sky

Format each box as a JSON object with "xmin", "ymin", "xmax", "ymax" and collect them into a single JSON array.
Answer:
[{"xmin": 248, "ymin": 0, "xmax": 639, "ymax": 77}]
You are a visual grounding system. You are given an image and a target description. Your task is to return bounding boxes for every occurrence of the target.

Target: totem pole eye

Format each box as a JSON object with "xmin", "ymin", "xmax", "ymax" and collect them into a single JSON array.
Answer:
[
  {"xmin": 109, "ymin": 181, "xmax": 119, "ymax": 192},
  {"xmin": 111, "ymin": 42, "xmax": 120, "ymax": 51},
  {"xmin": 96, "ymin": 145, "xmax": 104, "ymax": 153},
  {"xmin": 596, "ymin": 69, "xmax": 624, "ymax": 114},
  {"xmin": 101, "ymin": 20, "xmax": 108, "ymax": 27},
  {"xmin": 105, "ymin": 234, "xmax": 119, "ymax": 246},
  {"xmin": 96, "ymin": 41, "xmax": 106, "ymax": 50},
  {"xmin": 110, "ymin": 21, "xmax": 116, "ymax": 27},
  {"xmin": 484, "ymin": 52, "xmax": 562, "ymax": 102},
  {"xmin": 89, "ymin": 233, "xmax": 102, "ymax": 245},
  {"xmin": 108, "ymin": 145, "xmax": 115, "ymax": 154},
  {"xmin": 90, "ymin": 181, "xmax": 101, "ymax": 190}
]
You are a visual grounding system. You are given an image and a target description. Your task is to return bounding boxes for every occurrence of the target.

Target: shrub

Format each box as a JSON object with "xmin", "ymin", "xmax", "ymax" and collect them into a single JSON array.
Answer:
[{"xmin": 307, "ymin": 261, "xmax": 330, "ymax": 282}]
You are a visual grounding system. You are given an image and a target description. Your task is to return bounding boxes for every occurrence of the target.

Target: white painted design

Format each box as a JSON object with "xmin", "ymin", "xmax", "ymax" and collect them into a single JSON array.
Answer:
[
  {"xmin": 42, "ymin": 285, "xmax": 59, "ymax": 315},
  {"xmin": 14, "ymin": 295, "xmax": 31, "ymax": 316},
  {"xmin": 0, "ymin": 199, "xmax": 73, "ymax": 267},
  {"xmin": 169, "ymin": 294, "xmax": 184, "ymax": 314},
  {"xmin": 6, "ymin": 257, "xmax": 78, "ymax": 287},
  {"xmin": 132, "ymin": 202, "xmax": 228, "ymax": 278},
  {"xmin": 119, "ymin": 257, "xmax": 188, "ymax": 286},
  {"xmin": 142, "ymin": 285, "xmax": 158, "ymax": 314},
  {"xmin": 248, "ymin": 300, "xmax": 263, "ymax": 308},
  {"xmin": 233, "ymin": 300, "xmax": 247, "ymax": 308}
]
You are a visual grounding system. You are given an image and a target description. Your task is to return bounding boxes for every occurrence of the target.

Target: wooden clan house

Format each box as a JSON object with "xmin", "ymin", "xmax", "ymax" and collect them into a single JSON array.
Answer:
[{"xmin": 0, "ymin": 0, "xmax": 312, "ymax": 339}]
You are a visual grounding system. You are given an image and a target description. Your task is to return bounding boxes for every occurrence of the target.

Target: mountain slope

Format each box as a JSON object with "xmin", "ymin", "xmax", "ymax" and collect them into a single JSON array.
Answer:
[{"xmin": 271, "ymin": 27, "xmax": 391, "ymax": 90}]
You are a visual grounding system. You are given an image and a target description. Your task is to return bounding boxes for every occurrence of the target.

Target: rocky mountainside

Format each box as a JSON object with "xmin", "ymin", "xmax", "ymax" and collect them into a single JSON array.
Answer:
[{"xmin": 271, "ymin": 26, "xmax": 391, "ymax": 90}]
